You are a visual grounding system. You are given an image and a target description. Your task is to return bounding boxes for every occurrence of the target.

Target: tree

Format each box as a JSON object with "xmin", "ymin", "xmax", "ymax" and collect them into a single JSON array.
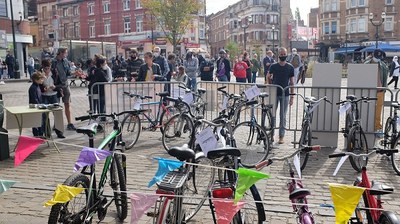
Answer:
[
  {"xmin": 225, "ymin": 41, "xmax": 240, "ymax": 62},
  {"xmin": 295, "ymin": 7, "xmax": 302, "ymax": 21},
  {"xmin": 142, "ymin": 0, "xmax": 202, "ymax": 51}
]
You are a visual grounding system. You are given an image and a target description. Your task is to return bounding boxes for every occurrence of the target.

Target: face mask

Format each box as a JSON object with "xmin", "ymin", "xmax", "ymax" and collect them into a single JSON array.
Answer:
[
  {"xmin": 372, "ymin": 57, "xmax": 380, "ymax": 63},
  {"xmin": 279, "ymin": 56, "xmax": 287, "ymax": 62},
  {"xmin": 153, "ymin": 52, "xmax": 159, "ymax": 57},
  {"xmin": 102, "ymin": 65, "xmax": 107, "ymax": 70}
]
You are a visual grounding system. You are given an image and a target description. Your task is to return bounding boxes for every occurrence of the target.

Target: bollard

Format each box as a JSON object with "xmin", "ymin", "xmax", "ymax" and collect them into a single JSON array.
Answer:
[{"xmin": 0, "ymin": 93, "xmax": 10, "ymax": 160}]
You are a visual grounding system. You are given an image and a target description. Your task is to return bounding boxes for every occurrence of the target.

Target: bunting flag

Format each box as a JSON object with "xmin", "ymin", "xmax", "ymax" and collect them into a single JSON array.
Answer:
[
  {"xmin": 14, "ymin": 135, "xmax": 45, "ymax": 167},
  {"xmin": 234, "ymin": 168, "xmax": 270, "ymax": 203},
  {"xmin": 44, "ymin": 184, "xmax": 85, "ymax": 207},
  {"xmin": 74, "ymin": 147, "xmax": 112, "ymax": 172},
  {"xmin": 0, "ymin": 179, "xmax": 17, "ymax": 194},
  {"xmin": 148, "ymin": 158, "xmax": 184, "ymax": 187},
  {"xmin": 293, "ymin": 153, "xmax": 302, "ymax": 179},
  {"xmin": 212, "ymin": 199, "xmax": 246, "ymax": 224},
  {"xmin": 329, "ymin": 183, "xmax": 366, "ymax": 224},
  {"xmin": 130, "ymin": 193, "xmax": 159, "ymax": 224}
]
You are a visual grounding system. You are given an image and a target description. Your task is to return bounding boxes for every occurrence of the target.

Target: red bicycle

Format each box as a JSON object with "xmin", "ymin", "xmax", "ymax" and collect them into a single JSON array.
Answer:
[{"xmin": 329, "ymin": 149, "xmax": 400, "ymax": 224}]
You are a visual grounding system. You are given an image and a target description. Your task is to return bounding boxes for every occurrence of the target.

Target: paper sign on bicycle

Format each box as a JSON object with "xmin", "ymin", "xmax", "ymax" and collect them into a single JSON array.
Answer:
[
  {"xmin": 245, "ymin": 86, "xmax": 260, "ymax": 100},
  {"xmin": 222, "ymin": 96, "xmax": 229, "ymax": 110},
  {"xmin": 196, "ymin": 127, "xmax": 218, "ymax": 156},
  {"xmin": 183, "ymin": 93, "xmax": 194, "ymax": 105},
  {"xmin": 338, "ymin": 102, "xmax": 351, "ymax": 115},
  {"xmin": 172, "ymin": 87, "xmax": 186, "ymax": 99},
  {"xmin": 133, "ymin": 99, "xmax": 142, "ymax": 110}
]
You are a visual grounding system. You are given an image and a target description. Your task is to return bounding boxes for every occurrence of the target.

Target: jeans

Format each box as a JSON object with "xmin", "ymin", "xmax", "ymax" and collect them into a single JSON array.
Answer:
[
  {"xmin": 28, "ymin": 65, "xmax": 34, "ymax": 79},
  {"xmin": 218, "ymin": 75, "xmax": 228, "ymax": 82},
  {"xmin": 246, "ymin": 71, "xmax": 252, "ymax": 83},
  {"xmin": 251, "ymin": 71, "xmax": 257, "ymax": 83},
  {"xmin": 236, "ymin": 77, "xmax": 246, "ymax": 83},
  {"xmin": 187, "ymin": 77, "xmax": 197, "ymax": 91},
  {"xmin": 8, "ymin": 66, "xmax": 14, "ymax": 79},
  {"xmin": 272, "ymin": 95, "xmax": 289, "ymax": 138},
  {"xmin": 42, "ymin": 94, "xmax": 62, "ymax": 136}
]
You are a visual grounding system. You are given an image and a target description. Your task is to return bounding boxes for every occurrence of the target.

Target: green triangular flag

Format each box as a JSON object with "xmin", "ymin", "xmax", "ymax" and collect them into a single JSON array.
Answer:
[
  {"xmin": 234, "ymin": 168, "xmax": 270, "ymax": 203},
  {"xmin": 0, "ymin": 179, "xmax": 17, "ymax": 194}
]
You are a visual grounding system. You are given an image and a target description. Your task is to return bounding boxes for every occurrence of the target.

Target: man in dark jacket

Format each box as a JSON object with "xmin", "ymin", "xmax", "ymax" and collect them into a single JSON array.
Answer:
[
  {"xmin": 126, "ymin": 49, "xmax": 144, "ymax": 81},
  {"xmin": 136, "ymin": 52, "xmax": 162, "ymax": 82},
  {"xmin": 152, "ymin": 46, "xmax": 169, "ymax": 79},
  {"xmin": 5, "ymin": 50, "xmax": 15, "ymax": 79},
  {"xmin": 263, "ymin": 50, "xmax": 275, "ymax": 83},
  {"xmin": 199, "ymin": 53, "xmax": 214, "ymax": 81},
  {"xmin": 215, "ymin": 50, "xmax": 231, "ymax": 82}
]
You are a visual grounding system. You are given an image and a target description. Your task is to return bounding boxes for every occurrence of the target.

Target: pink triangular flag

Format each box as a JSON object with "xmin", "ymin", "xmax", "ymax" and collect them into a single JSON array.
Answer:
[
  {"xmin": 212, "ymin": 199, "xmax": 246, "ymax": 224},
  {"xmin": 14, "ymin": 135, "xmax": 45, "ymax": 167},
  {"xmin": 130, "ymin": 193, "xmax": 159, "ymax": 224}
]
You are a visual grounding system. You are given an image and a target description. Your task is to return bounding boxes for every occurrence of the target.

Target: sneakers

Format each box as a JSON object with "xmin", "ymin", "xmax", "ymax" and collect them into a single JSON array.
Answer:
[
  {"xmin": 0, "ymin": 81, "xmax": 5, "ymax": 85},
  {"xmin": 375, "ymin": 129, "xmax": 384, "ymax": 139},
  {"xmin": 278, "ymin": 137, "xmax": 284, "ymax": 144},
  {"xmin": 67, "ymin": 123, "xmax": 76, "ymax": 131}
]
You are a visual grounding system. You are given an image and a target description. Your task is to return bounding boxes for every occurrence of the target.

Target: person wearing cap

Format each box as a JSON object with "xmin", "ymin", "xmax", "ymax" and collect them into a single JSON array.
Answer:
[
  {"xmin": 286, "ymin": 48, "xmax": 302, "ymax": 84},
  {"xmin": 388, "ymin": 56, "xmax": 400, "ymax": 89},
  {"xmin": 216, "ymin": 49, "xmax": 231, "ymax": 82},
  {"xmin": 364, "ymin": 49, "xmax": 389, "ymax": 138},
  {"xmin": 152, "ymin": 46, "xmax": 170, "ymax": 79},
  {"xmin": 263, "ymin": 50, "xmax": 275, "ymax": 83}
]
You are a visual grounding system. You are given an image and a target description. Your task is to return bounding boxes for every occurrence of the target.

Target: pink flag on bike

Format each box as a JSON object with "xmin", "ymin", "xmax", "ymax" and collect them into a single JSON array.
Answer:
[
  {"xmin": 73, "ymin": 147, "xmax": 112, "ymax": 171},
  {"xmin": 148, "ymin": 158, "xmax": 183, "ymax": 187},
  {"xmin": 329, "ymin": 183, "xmax": 366, "ymax": 224},
  {"xmin": 14, "ymin": 135, "xmax": 45, "ymax": 167},
  {"xmin": 234, "ymin": 168, "xmax": 270, "ymax": 203},
  {"xmin": 212, "ymin": 199, "xmax": 245, "ymax": 224},
  {"xmin": 130, "ymin": 193, "xmax": 159, "ymax": 224}
]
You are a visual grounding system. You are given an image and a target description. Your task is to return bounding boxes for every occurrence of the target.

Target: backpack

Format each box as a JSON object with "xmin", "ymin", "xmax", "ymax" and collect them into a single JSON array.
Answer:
[{"xmin": 291, "ymin": 55, "xmax": 300, "ymax": 68}]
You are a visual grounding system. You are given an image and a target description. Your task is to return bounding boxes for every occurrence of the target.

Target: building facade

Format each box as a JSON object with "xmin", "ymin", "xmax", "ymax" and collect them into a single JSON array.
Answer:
[{"xmin": 207, "ymin": 0, "xmax": 291, "ymax": 58}]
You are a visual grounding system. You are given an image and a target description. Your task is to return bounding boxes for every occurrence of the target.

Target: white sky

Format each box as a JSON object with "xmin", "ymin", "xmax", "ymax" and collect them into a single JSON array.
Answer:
[{"xmin": 206, "ymin": 0, "xmax": 319, "ymax": 26}]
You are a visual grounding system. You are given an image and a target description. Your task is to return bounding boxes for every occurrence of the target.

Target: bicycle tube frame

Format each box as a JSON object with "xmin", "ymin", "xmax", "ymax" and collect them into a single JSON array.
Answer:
[{"xmin": 358, "ymin": 168, "xmax": 380, "ymax": 221}]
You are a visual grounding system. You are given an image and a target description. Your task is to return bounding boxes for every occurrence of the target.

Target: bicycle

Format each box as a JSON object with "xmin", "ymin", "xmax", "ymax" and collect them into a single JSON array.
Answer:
[
  {"xmin": 48, "ymin": 111, "xmax": 138, "ymax": 223},
  {"xmin": 329, "ymin": 149, "xmax": 400, "ymax": 224},
  {"xmin": 255, "ymin": 145, "xmax": 321, "ymax": 224},
  {"xmin": 381, "ymin": 102, "xmax": 400, "ymax": 175},
  {"xmin": 337, "ymin": 95, "xmax": 377, "ymax": 172},
  {"xmin": 291, "ymin": 93, "xmax": 331, "ymax": 170},
  {"xmin": 121, "ymin": 91, "xmax": 174, "ymax": 149}
]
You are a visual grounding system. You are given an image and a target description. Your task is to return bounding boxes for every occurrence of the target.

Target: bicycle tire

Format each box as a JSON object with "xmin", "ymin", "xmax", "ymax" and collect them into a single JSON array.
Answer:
[
  {"xmin": 353, "ymin": 180, "xmax": 373, "ymax": 224},
  {"xmin": 121, "ymin": 113, "xmax": 141, "ymax": 150},
  {"xmin": 391, "ymin": 134, "xmax": 400, "ymax": 176},
  {"xmin": 379, "ymin": 211, "xmax": 400, "ymax": 224},
  {"xmin": 110, "ymin": 154, "xmax": 128, "ymax": 221},
  {"xmin": 232, "ymin": 184, "xmax": 266, "ymax": 224},
  {"xmin": 156, "ymin": 197, "xmax": 175, "ymax": 224},
  {"xmin": 345, "ymin": 113, "xmax": 352, "ymax": 136},
  {"xmin": 48, "ymin": 173, "xmax": 92, "ymax": 224},
  {"xmin": 264, "ymin": 109, "xmax": 274, "ymax": 144},
  {"xmin": 300, "ymin": 212, "xmax": 314, "ymax": 224},
  {"xmin": 233, "ymin": 121, "xmax": 269, "ymax": 168},
  {"xmin": 384, "ymin": 117, "xmax": 393, "ymax": 142},
  {"xmin": 347, "ymin": 127, "xmax": 368, "ymax": 172},
  {"xmin": 299, "ymin": 122, "xmax": 311, "ymax": 170},
  {"xmin": 159, "ymin": 105, "xmax": 176, "ymax": 133},
  {"xmin": 162, "ymin": 113, "xmax": 194, "ymax": 152},
  {"xmin": 183, "ymin": 156, "xmax": 215, "ymax": 222}
]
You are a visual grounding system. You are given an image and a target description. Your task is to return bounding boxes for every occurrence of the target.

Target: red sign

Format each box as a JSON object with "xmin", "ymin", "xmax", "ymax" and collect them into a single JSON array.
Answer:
[
  {"xmin": 155, "ymin": 38, "xmax": 167, "ymax": 45},
  {"xmin": 185, "ymin": 43, "xmax": 200, "ymax": 48}
]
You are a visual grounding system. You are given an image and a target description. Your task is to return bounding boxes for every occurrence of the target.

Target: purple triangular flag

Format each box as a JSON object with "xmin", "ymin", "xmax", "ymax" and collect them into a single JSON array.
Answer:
[{"xmin": 74, "ymin": 147, "xmax": 112, "ymax": 171}]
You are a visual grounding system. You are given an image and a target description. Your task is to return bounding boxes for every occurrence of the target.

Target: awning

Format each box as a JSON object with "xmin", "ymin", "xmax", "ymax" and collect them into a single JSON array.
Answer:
[
  {"xmin": 334, "ymin": 46, "xmax": 365, "ymax": 54},
  {"xmin": 360, "ymin": 43, "xmax": 400, "ymax": 52}
]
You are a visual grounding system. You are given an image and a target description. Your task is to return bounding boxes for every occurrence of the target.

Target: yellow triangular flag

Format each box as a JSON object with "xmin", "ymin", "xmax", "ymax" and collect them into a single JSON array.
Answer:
[
  {"xmin": 329, "ymin": 183, "xmax": 366, "ymax": 224},
  {"xmin": 44, "ymin": 184, "xmax": 85, "ymax": 207}
]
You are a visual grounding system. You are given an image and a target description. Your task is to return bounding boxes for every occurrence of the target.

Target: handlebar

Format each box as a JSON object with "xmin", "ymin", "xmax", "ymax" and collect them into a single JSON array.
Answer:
[
  {"xmin": 165, "ymin": 96, "xmax": 196, "ymax": 118},
  {"xmin": 329, "ymin": 148, "xmax": 398, "ymax": 159},
  {"xmin": 336, "ymin": 96, "xmax": 377, "ymax": 105},
  {"xmin": 290, "ymin": 93, "xmax": 332, "ymax": 105},
  {"xmin": 75, "ymin": 110, "xmax": 140, "ymax": 122},
  {"xmin": 123, "ymin": 91, "xmax": 152, "ymax": 100}
]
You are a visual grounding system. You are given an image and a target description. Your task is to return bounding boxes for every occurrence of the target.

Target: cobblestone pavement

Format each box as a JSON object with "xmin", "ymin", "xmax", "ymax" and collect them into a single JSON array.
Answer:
[{"xmin": 0, "ymin": 78, "xmax": 400, "ymax": 224}]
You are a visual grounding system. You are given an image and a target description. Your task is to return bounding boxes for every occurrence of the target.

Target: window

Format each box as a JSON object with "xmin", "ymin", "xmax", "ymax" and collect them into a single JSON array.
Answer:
[
  {"xmin": 331, "ymin": 0, "xmax": 338, "ymax": 11},
  {"xmin": 123, "ymin": 0, "xmax": 130, "ymax": 10},
  {"xmin": 89, "ymin": 21, "xmax": 95, "ymax": 37},
  {"xmin": 74, "ymin": 22, "xmax": 80, "ymax": 37},
  {"xmin": 350, "ymin": 0, "xmax": 356, "ymax": 7},
  {"xmin": 0, "ymin": 0, "xmax": 6, "ymax": 17},
  {"xmin": 324, "ymin": 22, "xmax": 329, "ymax": 34},
  {"xmin": 199, "ymin": 24, "xmax": 205, "ymax": 39},
  {"xmin": 135, "ymin": 0, "xmax": 141, "ymax": 9},
  {"xmin": 88, "ymin": 4, "xmax": 94, "ymax": 15},
  {"xmin": 42, "ymin": 6, "xmax": 47, "ymax": 19},
  {"xmin": 331, "ymin": 21, "xmax": 337, "ymax": 34},
  {"xmin": 324, "ymin": 0, "xmax": 330, "ymax": 12},
  {"xmin": 124, "ymin": 17, "xmax": 131, "ymax": 33},
  {"xmin": 43, "ymin": 25, "xmax": 48, "ymax": 39},
  {"xmin": 386, "ymin": 0, "xmax": 393, "ymax": 4},
  {"xmin": 104, "ymin": 19, "xmax": 111, "ymax": 35},
  {"xmin": 73, "ymin": 6, "xmax": 79, "ymax": 16},
  {"xmin": 358, "ymin": 17, "xmax": 365, "ymax": 32},
  {"xmin": 350, "ymin": 18, "xmax": 357, "ymax": 33},
  {"xmin": 384, "ymin": 17, "xmax": 394, "ymax": 31},
  {"xmin": 103, "ymin": 2, "xmax": 110, "ymax": 13},
  {"xmin": 63, "ymin": 8, "xmax": 68, "ymax": 17},
  {"xmin": 63, "ymin": 23, "xmax": 69, "ymax": 38},
  {"xmin": 52, "ymin": 5, "xmax": 57, "ymax": 16},
  {"xmin": 358, "ymin": 0, "xmax": 365, "ymax": 6},
  {"xmin": 136, "ymin": 16, "xmax": 142, "ymax": 32}
]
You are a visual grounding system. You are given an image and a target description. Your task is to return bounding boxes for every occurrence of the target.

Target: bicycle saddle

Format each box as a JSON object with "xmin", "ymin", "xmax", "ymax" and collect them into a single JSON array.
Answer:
[
  {"xmin": 346, "ymin": 95, "xmax": 357, "ymax": 101},
  {"xmin": 259, "ymin": 92, "xmax": 269, "ymax": 98},
  {"xmin": 76, "ymin": 123, "xmax": 98, "ymax": 135},
  {"xmin": 369, "ymin": 181, "xmax": 394, "ymax": 195},
  {"xmin": 156, "ymin": 91, "xmax": 170, "ymax": 97},
  {"xmin": 246, "ymin": 100, "xmax": 258, "ymax": 106},
  {"xmin": 304, "ymin": 97, "xmax": 317, "ymax": 104},
  {"xmin": 168, "ymin": 144, "xmax": 195, "ymax": 161},
  {"xmin": 197, "ymin": 88, "xmax": 206, "ymax": 94},
  {"xmin": 207, "ymin": 147, "xmax": 241, "ymax": 160},
  {"xmin": 391, "ymin": 102, "xmax": 400, "ymax": 109},
  {"xmin": 289, "ymin": 188, "xmax": 311, "ymax": 200}
]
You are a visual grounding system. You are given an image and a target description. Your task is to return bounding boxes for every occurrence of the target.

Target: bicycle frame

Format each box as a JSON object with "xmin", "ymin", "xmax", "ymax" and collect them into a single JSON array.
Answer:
[{"xmin": 356, "ymin": 167, "xmax": 382, "ymax": 222}]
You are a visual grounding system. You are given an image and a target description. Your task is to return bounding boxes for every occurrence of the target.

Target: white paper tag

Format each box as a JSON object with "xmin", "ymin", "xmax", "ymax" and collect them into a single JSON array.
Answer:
[
  {"xmin": 172, "ymin": 87, "xmax": 186, "ymax": 99},
  {"xmin": 216, "ymin": 127, "xmax": 226, "ymax": 148},
  {"xmin": 221, "ymin": 96, "xmax": 229, "ymax": 110},
  {"xmin": 293, "ymin": 153, "xmax": 302, "ymax": 179},
  {"xmin": 245, "ymin": 86, "xmax": 260, "ymax": 100},
  {"xmin": 397, "ymin": 117, "xmax": 400, "ymax": 125},
  {"xmin": 338, "ymin": 102, "xmax": 351, "ymax": 115},
  {"xmin": 183, "ymin": 93, "xmax": 194, "ymax": 105},
  {"xmin": 133, "ymin": 99, "xmax": 142, "ymax": 110},
  {"xmin": 333, "ymin": 155, "xmax": 349, "ymax": 176},
  {"xmin": 196, "ymin": 127, "xmax": 218, "ymax": 156}
]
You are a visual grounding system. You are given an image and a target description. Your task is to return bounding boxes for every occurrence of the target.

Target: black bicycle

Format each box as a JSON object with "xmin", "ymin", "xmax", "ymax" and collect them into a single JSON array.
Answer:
[{"xmin": 382, "ymin": 102, "xmax": 400, "ymax": 175}]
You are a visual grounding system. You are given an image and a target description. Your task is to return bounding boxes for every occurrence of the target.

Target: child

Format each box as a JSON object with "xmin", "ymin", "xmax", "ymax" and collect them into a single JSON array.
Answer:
[
  {"xmin": 233, "ymin": 55, "xmax": 248, "ymax": 83},
  {"xmin": 174, "ymin": 66, "xmax": 189, "ymax": 87},
  {"xmin": 28, "ymin": 72, "xmax": 45, "ymax": 137}
]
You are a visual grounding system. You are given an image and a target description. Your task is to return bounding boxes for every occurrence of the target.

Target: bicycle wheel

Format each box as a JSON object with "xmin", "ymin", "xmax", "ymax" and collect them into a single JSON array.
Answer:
[
  {"xmin": 264, "ymin": 109, "xmax": 274, "ymax": 144},
  {"xmin": 345, "ymin": 113, "xmax": 352, "ymax": 136},
  {"xmin": 233, "ymin": 121, "xmax": 269, "ymax": 168},
  {"xmin": 110, "ymin": 154, "xmax": 128, "ymax": 221},
  {"xmin": 384, "ymin": 117, "xmax": 393, "ymax": 142},
  {"xmin": 232, "ymin": 185, "xmax": 265, "ymax": 224},
  {"xmin": 353, "ymin": 180, "xmax": 373, "ymax": 224},
  {"xmin": 48, "ymin": 173, "xmax": 92, "ymax": 224},
  {"xmin": 347, "ymin": 127, "xmax": 368, "ymax": 172},
  {"xmin": 391, "ymin": 134, "xmax": 400, "ymax": 176},
  {"xmin": 156, "ymin": 197, "xmax": 175, "ymax": 224},
  {"xmin": 121, "ymin": 113, "xmax": 141, "ymax": 150},
  {"xmin": 379, "ymin": 211, "xmax": 400, "ymax": 224},
  {"xmin": 298, "ymin": 122, "xmax": 311, "ymax": 170},
  {"xmin": 162, "ymin": 113, "xmax": 194, "ymax": 152},
  {"xmin": 182, "ymin": 156, "xmax": 215, "ymax": 222},
  {"xmin": 159, "ymin": 105, "xmax": 177, "ymax": 133}
]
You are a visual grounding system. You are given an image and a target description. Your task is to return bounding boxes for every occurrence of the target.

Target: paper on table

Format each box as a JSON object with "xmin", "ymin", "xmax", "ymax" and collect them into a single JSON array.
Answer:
[
  {"xmin": 333, "ymin": 155, "xmax": 349, "ymax": 176},
  {"xmin": 293, "ymin": 153, "xmax": 302, "ymax": 179},
  {"xmin": 133, "ymin": 99, "xmax": 142, "ymax": 110},
  {"xmin": 338, "ymin": 102, "xmax": 351, "ymax": 115},
  {"xmin": 196, "ymin": 127, "xmax": 218, "ymax": 156},
  {"xmin": 222, "ymin": 96, "xmax": 229, "ymax": 110},
  {"xmin": 183, "ymin": 93, "xmax": 194, "ymax": 105},
  {"xmin": 245, "ymin": 86, "xmax": 260, "ymax": 100}
]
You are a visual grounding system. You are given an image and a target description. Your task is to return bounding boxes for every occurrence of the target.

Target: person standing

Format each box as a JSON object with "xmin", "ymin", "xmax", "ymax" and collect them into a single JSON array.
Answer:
[
  {"xmin": 153, "ymin": 46, "xmax": 170, "ymax": 79},
  {"xmin": 92, "ymin": 58, "xmax": 109, "ymax": 114},
  {"xmin": 388, "ymin": 56, "xmax": 400, "ymax": 89},
  {"xmin": 243, "ymin": 52, "xmax": 253, "ymax": 83},
  {"xmin": 136, "ymin": 52, "xmax": 162, "ymax": 82},
  {"xmin": 251, "ymin": 53, "xmax": 261, "ymax": 83},
  {"xmin": 199, "ymin": 53, "xmax": 214, "ymax": 81},
  {"xmin": 27, "ymin": 54, "xmax": 35, "ymax": 82},
  {"xmin": 5, "ymin": 50, "xmax": 15, "ymax": 79},
  {"xmin": 51, "ymin": 47, "xmax": 76, "ymax": 131},
  {"xmin": 28, "ymin": 72, "xmax": 45, "ymax": 137},
  {"xmin": 286, "ymin": 48, "xmax": 302, "ymax": 84},
  {"xmin": 183, "ymin": 51, "xmax": 199, "ymax": 90},
  {"xmin": 216, "ymin": 50, "xmax": 231, "ymax": 82},
  {"xmin": 126, "ymin": 49, "xmax": 144, "ymax": 81},
  {"xmin": 263, "ymin": 50, "xmax": 275, "ymax": 84},
  {"xmin": 267, "ymin": 47, "xmax": 295, "ymax": 144},
  {"xmin": 233, "ymin": 55, "xmax": 248, "ymax": 83}
]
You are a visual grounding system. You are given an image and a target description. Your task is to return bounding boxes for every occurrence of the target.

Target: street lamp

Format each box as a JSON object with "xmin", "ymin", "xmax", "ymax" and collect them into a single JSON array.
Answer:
[
  {"xmin": 272, "ymin": 25, "xmax": 275, "ymax": 56},
  {"xmin": 369, "ymin": 12, "xmax": 386, "ymax": 49},
  {"xmin": 239, "ymin": 16, "xmax": 253, "ymax": 52},
  {"xmin": 345, "ymin": 31, "xmax": 348, "ymax": 64}
]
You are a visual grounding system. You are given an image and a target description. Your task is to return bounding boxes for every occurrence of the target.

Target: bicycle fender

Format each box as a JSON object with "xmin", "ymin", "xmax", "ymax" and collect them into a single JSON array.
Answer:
[
  {"xmin": 380, "ymin": 211, "xmax": 400, "ymax": 224},
  {"xmin": 195, "ymin": 151, "xmax": 205, "ymax": 160}
]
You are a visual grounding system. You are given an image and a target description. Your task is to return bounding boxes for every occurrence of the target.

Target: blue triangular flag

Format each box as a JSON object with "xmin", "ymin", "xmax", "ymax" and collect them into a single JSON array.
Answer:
[
  {"xmin": 0, "ymin": 179, "xmax": 17, "ymax": 194},
  {"xmin": 148, "ymin": 158, "xmax": 184, "ymax": 187}
]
